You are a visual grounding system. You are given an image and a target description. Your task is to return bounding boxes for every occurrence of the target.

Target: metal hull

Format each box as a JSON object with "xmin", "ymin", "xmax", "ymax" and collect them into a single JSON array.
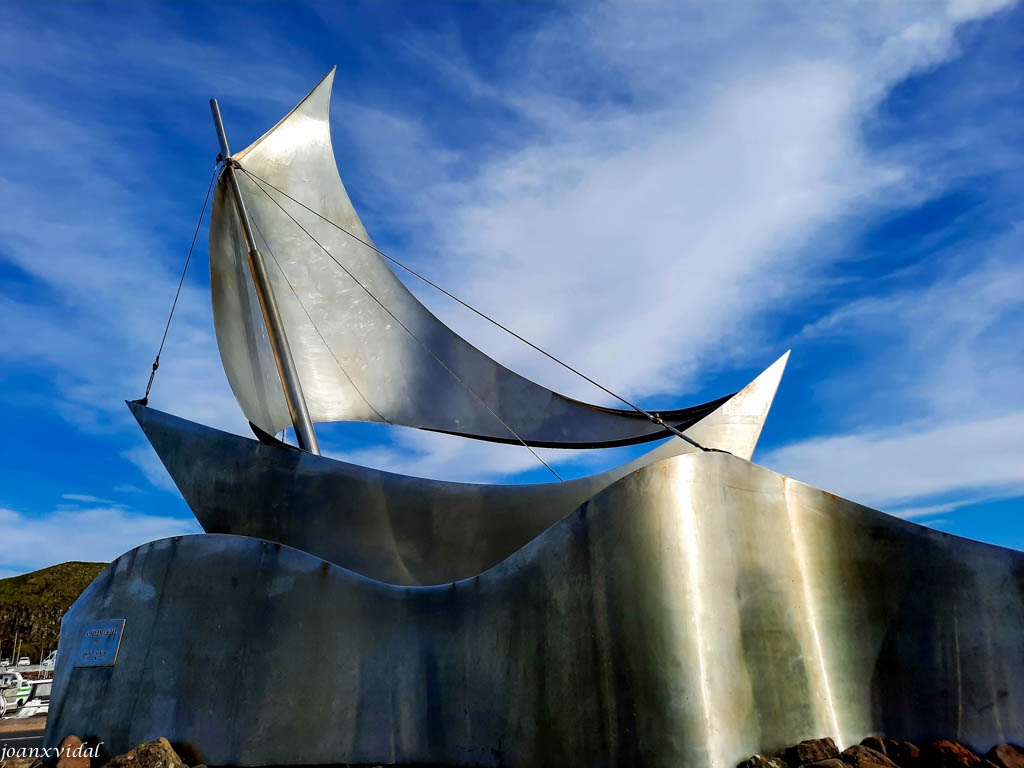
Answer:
[
  {"xmin": 125, "ymin": 353, "xmax": 787, "ymax": 586},
  {"xmin": 46, "ymin": 452, "xmax": 1024, "ymax": 766}
]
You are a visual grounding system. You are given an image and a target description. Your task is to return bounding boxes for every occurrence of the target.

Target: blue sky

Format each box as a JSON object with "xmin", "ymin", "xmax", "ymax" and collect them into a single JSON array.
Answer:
[{"xmin": 0, "ymin": 1, "xmax": 1022, "ymax": 578}]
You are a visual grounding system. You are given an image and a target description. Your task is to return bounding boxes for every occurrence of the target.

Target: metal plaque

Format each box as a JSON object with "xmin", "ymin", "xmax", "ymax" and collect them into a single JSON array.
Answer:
[{"xmin": 74, "ymin": 618, "xmax": 125, "ymax": 668}]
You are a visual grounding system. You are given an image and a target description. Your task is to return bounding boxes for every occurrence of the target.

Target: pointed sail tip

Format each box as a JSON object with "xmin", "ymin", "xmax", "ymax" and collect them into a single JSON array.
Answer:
[
  {"xmin": 318, "ymin": 66, "xmax": 337, "ymax": 90},
  {"xmin": 670, "ymin": 351, "xmax": 790, "ymax": 460},
  {"xmin": 304, "ymin": 67, "xmax": 336, "ymax": 102},
  {"xmin": 747, "ymin": 350, "xmax": 790, "ymax": 401},
  {"xmin": 749, "ymin": 349, "xmax": 791, "ymax": 392},
  {"xmin": 126, "ymin": 399, "xmax": 148, "ymax": 426},
  {"xmin": 233, "ymin": 68, "xmax": 337, "ymax": 161},
  {"xmin": 769, "ymin": 349, "xmax": 791, "ymax": 370}
]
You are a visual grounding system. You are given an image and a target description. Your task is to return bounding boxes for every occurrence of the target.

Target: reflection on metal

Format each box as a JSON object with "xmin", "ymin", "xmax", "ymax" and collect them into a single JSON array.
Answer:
[
  {"xmin": 210, "ymin": 68, "xmax": 741, "ymax": 447},
  {"xmin": 47, "ymin": 454, "xmax": 1024, "ymax": 766},
  {"xmin": 675, "ymin": 479, "xmax": 718, "ymax": 766},
  {"xmin": 209, "ymin": 98, "xmax": 320, "ymax": 455},
  {"xmin": 45, "ymin": 71, "xmax": 1024, "ymax": 768},
  {"xmin": 125, "ymin": 352, "xmax": 787, "ymax": 586},
  {"xmin": 784, "ymin": 482, "xmax": 844, "ymax": 747}
]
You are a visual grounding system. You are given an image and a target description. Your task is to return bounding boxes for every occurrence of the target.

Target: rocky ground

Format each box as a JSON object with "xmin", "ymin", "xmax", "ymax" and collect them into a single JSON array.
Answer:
[
  {"xmin": 2, "ymin": 733, "xmax": 1022, "ymax": 768},
  {"xmin": 740, "ymin": 736, "xmax": 1024, "ymax": 768}
]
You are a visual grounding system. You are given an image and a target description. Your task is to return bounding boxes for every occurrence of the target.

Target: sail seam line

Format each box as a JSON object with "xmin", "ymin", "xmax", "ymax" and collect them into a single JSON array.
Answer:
[
  {"xmin": 240, "ymin": 172, "xmax": 564, "ymax": 481},
  {"xmin": 238, "ymin": 168, "xmax": 708, "ymax": 452}
]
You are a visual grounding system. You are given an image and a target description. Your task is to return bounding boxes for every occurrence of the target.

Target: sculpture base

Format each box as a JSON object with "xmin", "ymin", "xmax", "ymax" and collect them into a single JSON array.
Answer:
[{"xmin": 45, "ymin": 454, "xmax": 1024, "ymax": 767}]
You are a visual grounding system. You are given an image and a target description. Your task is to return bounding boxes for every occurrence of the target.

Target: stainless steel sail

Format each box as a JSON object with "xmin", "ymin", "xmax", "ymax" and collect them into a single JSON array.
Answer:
[{"xmin": 210, "ymin": 68, "xmax": 736, "ymax": 447}]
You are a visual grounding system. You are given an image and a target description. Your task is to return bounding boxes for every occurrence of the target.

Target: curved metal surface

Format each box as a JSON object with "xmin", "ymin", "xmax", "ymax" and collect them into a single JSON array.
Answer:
[
  {"xmin": 209, "ymin": 97, "xmax": 320, "ymax": 455},
  {"xmin": 210, "ymin": 68, "xmax": 740, "ymax": 447},
  {"xmin": 128, "ymin": 353, "xmax": 787, "ymax": 586},
  {"xmin": 46, "ymin": 452, "xmax": 1024, "ymax": 767}
]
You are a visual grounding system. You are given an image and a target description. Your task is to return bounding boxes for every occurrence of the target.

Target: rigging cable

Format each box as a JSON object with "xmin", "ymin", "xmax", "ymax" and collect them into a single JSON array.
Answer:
[
  {"xmin": 239, "ymin": 167, "xmax": 708, "ymax": 452},
  {"xmin": 239, "ymin": 171, "xmax": 564, "ymax": 481},
  {"xmin": 134, "ymin": 162, "xmax": 220, "ymax": 406},
  {"xmin": 248, "ymin": 214, "xmax": 391, "ymax": 425}
]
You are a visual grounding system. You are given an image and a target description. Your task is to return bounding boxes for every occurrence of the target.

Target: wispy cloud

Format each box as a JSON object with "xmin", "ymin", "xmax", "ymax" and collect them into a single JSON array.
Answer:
[
  {"xmin": 764, "ymin": 227, "xmax": 1024, "ymax": 513},
  {"xmin": 324, "ymin": 426, "xmax": 652, "ymax": 484},
  {"xmin": 800, "ymin": 233, "xmax": 1024, "ymax": 418},
  {"xmin": 0, "ymin": 0, "xmax": 1021, "ymax": 567},
  {"xmin": 0, "ymin": 503, "xmax": 201, "ymax": 576},
  {"xmin": 763, "ymin": 410, "xmax": 1024, "ymax": 509},
  {"xmin": 889, "ymin": 498, "xmax": 990, "ymax": 520},
  {"xmin": 120, "ymin": 444, "xmax": 179, "ymax": 493},
  {"xmin": 0, "ymin": 5, "xmax": 329, "ymax": 492},
  {"xmin": 60, "ymin": 493, "xmax": 119, "ymax": 505},
  {"xmin": 321, "ymin": 0, "xmax": 1022, "ymax": 484}
]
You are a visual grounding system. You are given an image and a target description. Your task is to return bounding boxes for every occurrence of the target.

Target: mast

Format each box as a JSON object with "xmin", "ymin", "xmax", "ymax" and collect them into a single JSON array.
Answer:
[{"xmin": 209, "ymin": 99, "xmax": 321, "ymax": 455}]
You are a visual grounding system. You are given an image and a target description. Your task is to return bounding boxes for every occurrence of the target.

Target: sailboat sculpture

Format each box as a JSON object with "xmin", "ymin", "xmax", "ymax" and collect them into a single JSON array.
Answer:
[
  {"xmin": 47, "ymin": 70, "xmax": 1024, "ymax": 768},
  {"xmin": 128, "ymin": 67, "xmax": 790, "ymax": 586}
]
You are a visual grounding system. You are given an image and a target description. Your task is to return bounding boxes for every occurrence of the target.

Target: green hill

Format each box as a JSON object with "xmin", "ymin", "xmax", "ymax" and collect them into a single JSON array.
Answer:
[{"xmin": 0, "ymin": 561, "xmax": 107, "ymax": 663}]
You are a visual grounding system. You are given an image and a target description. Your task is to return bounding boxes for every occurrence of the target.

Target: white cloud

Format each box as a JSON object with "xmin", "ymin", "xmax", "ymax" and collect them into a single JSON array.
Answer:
[
  {"xmin": 802, "ymin": 237, "xmax": 1024, "ymax": 419},
  {"xmin": 947, "ymin": 0, "xmax": 1016, "ymax": 22},
  {"xmin": 767, "ymin": 226, "xmax": 1024, "ymax": 514},
  {"xmin": 60, "ymin": 494, "xmax": 118, "ymax": 505},
  {"xmin": 429, "ymin": 62, "xmax": 873, "ymax": 400},
  {"xmin": 889, "ymin": 498, "xmax": 988, "ymax": 520},
  {"xmin": 1, "ymin": 0, "xmax": 1019, "ymax": 498},
  {"xmin": 121, "ymin": 444, "xmax": 178, "ymax": 494},
  {"xmin": 0, "ymin": 114, "xmax": 245, "ymax": 439},
  {"xmin": 319, "ymin": 0, "xmax": 1020, "ymax": 480},
  {"xmin": 0, "ymin": 6, "xmax": 322, "ymax": 451},
  {"xmin": 762, "ymin": 411, "xmax": 1024, "ymax": 509},
  {"xmin": 328, "ymin": 429, "xmax": 556, "ymax": 483},
  {"xmin": 0, "ymin": 504, "xmax": 201, "ymax": 577},
  {"xmin": 324, "ymin": 424, "xmax": 654, "ymax": 483}
]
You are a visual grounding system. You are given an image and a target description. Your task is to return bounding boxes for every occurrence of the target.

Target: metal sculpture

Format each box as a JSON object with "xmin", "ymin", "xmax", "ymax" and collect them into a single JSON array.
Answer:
[
  {"xmin": 48, "ymin": 454, "xmax": 1024, "ymax": 766},
  {"xmin": 123, "ymin": 351, "xmax": 786, "ymax": 587},
  {"xmin": 44, "ymin": 70, "xmax": 1024, "ymax": 768},
  {"xmin": 208, "ymin": 68, "xmax": 744, "ymax": 449}
]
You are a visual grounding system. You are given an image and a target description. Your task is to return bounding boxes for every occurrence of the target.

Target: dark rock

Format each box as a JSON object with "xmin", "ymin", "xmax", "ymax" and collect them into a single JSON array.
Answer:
[
  {"xmin": 886, "ymin": 741, "xmax": 921, "ymax": 768},
  {"xmin": 816, "ymin": 760, "xmax": 849, "ymax": 768},
  {"xmin": 786, "ymin": 738, "xmax": 840, "ymax": 767},
  {"xmin": 842, "ymin": 745, "xmax": 899, "ymax": 768},
  {"xmin": 861, "ymin": 739, "xmax": 888, "ymax": 756},
  {"xmin": 56, "ymin": 736, "xmax": 91, "ymax": 768},
  {"xmin": 986, "ymin": 745, "xmax": 1024, "ymax": 768},
  {"xmin": 739, "ymin": 756, "xmax": 791, "ymax": 768},
  {"xmin": 78, "ymin": 737, "xmax": 111, "ymax": 768},
  {"xmin": 106, "ymin": 738, "xmax": 187, "ymax": 768},
  {"xmin": 171, "ymin": 742, "xmax": 203, "ymax": 768},
  {"xmin": 920, "ymin": 741, "xmax": 983, "ymax": 768}
]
